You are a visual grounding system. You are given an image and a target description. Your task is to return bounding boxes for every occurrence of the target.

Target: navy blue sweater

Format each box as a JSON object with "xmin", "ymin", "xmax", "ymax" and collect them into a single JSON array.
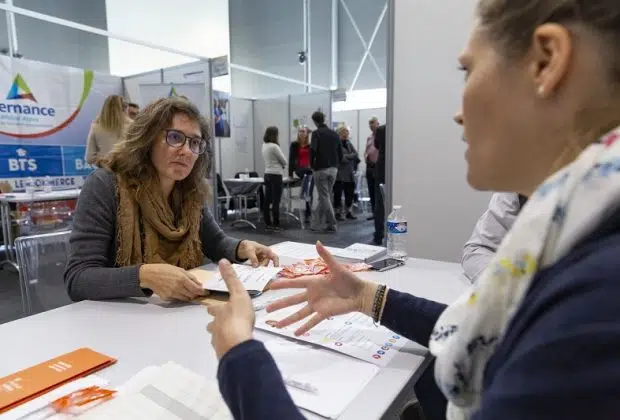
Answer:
[{"xmin": 218, "ymin": 214, "xmax": 620, "ymax": 419}]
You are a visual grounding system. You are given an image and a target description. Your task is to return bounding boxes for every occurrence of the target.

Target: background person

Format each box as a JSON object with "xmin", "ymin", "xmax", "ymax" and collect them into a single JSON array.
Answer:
[
  {"xmin": 289, "ymin": 126, "xmax": 314, "ymax": 223},
  {"xmin": 65, "ymin": 98, "xmax": 277, "ymax": 302},
  {"xmin": 310, "ymin": 111, "xmax": 342, "ymax": 232},
  {"xmin": 207, "ymin": 0, "xmax": 620, "ymax": 418},
  {"xmin": 364, "ymin": 117, "xmax": 380, "ymax": 220},
  {"xmin": 462, "ymin": 193, "xmax": 527, "ymax": 282},
  {"xmin": 126, "ymin": 102, "xmax": 140, "ymax": 120},
  {"xmin": 372, "ymin": 124, "xmax": 386, "ymax": 245},
  {"xmin": 85, "ymin": 95, "xmax": 132, "ymax": 165},
  {"xmin": 333, "ymin": 126, "xmax": 359, "ymax": 221},
  {"xmin": 262, "ymin": 126, "xmax": 287, "ymax": 231}
]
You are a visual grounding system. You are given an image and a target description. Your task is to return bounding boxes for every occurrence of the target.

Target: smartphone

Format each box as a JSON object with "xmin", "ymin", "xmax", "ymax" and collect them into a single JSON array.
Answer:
[{"xmin": 370, "ymin": 258, "xmax": 406, "ymax": 272}]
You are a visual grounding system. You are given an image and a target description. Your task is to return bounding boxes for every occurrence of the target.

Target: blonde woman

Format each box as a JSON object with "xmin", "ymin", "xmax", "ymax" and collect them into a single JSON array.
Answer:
[
  {"xmin": 288, "ymin": 126, "xmax": 313, "ymax": 222},
  {"xmin": 85, "ymin": 95, "xmax": 132, "ymax": 164}
]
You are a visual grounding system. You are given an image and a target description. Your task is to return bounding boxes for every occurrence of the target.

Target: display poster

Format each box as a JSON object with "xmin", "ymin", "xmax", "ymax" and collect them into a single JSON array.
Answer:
[{"xmin": 0, "ymin": 56, "xmax": 122, "ymax": 190}]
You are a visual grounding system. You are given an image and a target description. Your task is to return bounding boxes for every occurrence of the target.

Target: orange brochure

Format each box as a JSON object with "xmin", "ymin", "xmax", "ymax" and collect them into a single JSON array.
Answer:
[{"xmin": 0, "ymin": 348, "xmax": 116, "ymax": 414}]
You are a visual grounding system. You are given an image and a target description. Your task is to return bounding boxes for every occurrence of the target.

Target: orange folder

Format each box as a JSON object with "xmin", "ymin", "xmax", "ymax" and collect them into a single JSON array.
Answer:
[{"xmin": 0, "ymin": 348, "xmax": 116, "ymax": 414}]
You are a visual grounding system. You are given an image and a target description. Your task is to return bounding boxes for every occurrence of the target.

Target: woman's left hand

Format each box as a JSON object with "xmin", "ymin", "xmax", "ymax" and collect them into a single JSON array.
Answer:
[
  {"xmin": 237, "ymin": 240, "xmax": 279, "ymax": 267},
  {"xmin": 207, "ymin": 260, "xmax": 255, "ymax": 359}
]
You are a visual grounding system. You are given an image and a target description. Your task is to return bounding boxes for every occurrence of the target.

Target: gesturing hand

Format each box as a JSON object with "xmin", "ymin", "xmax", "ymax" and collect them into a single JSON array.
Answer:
[
  {"xmin": 267, "ymin": 241, "xmax": 378, "ymax": 336},
  {"xmin": 207, "ymin": 260, "xmax": 255, "ymax": 359},
  {"xmin": 237, "ymin": 240, "xmax": 279, "ymax": 267},
  {"xmin": 139, "ymin": 263, "xmax": 205, "ymax": 301}
]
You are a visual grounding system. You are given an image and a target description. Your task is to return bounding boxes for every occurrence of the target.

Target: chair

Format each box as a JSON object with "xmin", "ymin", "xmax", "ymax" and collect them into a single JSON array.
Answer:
[
  {"xmin": 285, "ymin": 174, "xmax": 312, "ymax": 229},
  {"xmin": 353, "ymin": 172, "xmax": 372, "ymax": 214},
  {"xmin": 216, "ymin": 174, "xmax": 231, "ymax": 222},
  {"xmin": 15, "ymin": 230, "xmax": 73, "ymax": 316}
]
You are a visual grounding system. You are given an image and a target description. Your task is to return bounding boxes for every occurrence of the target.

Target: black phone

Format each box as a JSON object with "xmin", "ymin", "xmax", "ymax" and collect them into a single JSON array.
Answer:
[{"xmin": 370, "ymin": 258, "xmax": 406, "ymax": 272}]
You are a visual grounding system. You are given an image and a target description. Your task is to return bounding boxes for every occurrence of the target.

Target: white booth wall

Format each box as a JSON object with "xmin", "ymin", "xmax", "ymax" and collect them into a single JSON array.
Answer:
[
  {"xmin": 218, "ymin": 97, "xmax": 254, "ymax": 179},
  {"xmin": 333, "ymin": 107, "xmax": 386, "ymax": 174},
  {"xmin": 389, "ymin": 0, "xmax": 491, "ymax": 262}
]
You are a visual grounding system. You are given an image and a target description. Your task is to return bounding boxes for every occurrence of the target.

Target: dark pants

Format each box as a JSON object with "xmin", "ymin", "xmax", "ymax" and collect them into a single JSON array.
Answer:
[
  {"xmin": 263, "ymin": 174, "xmax": 283, "ymax": 226},
  {"xmin": 414, "ymin": 359, "xmax": 447, "ymax": 420},
  {"xmin": 294, "ymin": 168, "xmax": 313, "ymax": 220},
  {"xmin": 373, "ymin": 179, "xmax": 385, "ymax": 243},
  {"xmin": 333, "ymin": 181, "xmax": 355, "ymax": 212},
  {"xmin": 366, "ymin": 167, "xmax": 376, "ymax": 211}
]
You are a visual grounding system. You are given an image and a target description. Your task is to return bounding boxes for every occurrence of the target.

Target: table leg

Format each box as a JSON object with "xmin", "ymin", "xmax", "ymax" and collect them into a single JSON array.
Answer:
[{"xmin": 230, "ymin": 195, "xmax": 257, "ymax": 230}]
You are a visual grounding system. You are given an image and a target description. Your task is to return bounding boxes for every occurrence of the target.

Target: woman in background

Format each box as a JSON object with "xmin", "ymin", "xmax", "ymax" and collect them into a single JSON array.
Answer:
[
  {"xmin": 262, "ymin": 126, "xmax": 287, "ymax": 230},
  {"xmin": 334, "ymin": 126, "xmax": 359, "ymax": 220},
  {"xmin": 85, "ymin": 95, "xmax": 131, "ymax": 164},
  {"xmin": 289, "ymin": 126, "xmax": 313, "ymax": 223}
]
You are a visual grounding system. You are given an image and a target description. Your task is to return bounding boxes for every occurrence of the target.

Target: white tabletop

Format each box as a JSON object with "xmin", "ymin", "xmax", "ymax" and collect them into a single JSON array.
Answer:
[
  {"xmin": 0, "ymin": 243, "xmax": 468, "ymax": 419},
  {"xmin": 0, "ymin": 189, "xmax": 81, "ymax": 203}
]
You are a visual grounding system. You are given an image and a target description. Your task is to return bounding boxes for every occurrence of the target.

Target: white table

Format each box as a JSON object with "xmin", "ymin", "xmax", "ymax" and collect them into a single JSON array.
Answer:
[
  {"xmin": 0, "ymin": 189, "xmax": 81, "ymax": 267},
  {"xmin": 0, "ymin": 244, "xmax": 469, "ymax": 419}
]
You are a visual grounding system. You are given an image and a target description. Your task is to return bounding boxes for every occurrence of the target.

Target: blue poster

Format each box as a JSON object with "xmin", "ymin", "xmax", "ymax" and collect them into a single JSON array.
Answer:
[
  {"xmin": 62, "ymin": 146, "xmax": 95, "ymax": 177},
  {"xmin": 0, "ymin": 145, "xmax": 63, "ymax": 178}
]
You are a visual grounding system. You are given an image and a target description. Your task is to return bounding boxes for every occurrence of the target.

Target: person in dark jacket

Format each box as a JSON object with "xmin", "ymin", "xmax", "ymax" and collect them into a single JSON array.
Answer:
[
  {"xmin": 289, "ymin": 126, "xmax": 313, "ymax": 223},
  {"xmin": 372, "ymin": 124, "xmax": 386, "ymax": 244},
  {"xmin": 206, "ymin": 1, "xmax": 620, "ymax": 419},
  {"xmin": 333, "ymin": 126, "xmax": 359, "ymax": 220},
  {"xmin": 309, "ymin": 111, "xmax": 342, "ymax": 232}
]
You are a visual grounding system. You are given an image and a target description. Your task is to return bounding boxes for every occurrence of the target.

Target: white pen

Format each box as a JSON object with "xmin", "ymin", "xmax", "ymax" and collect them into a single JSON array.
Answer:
[{"xmin": 283, "ymin": 377, "xmax": 319, "ymax": 395}]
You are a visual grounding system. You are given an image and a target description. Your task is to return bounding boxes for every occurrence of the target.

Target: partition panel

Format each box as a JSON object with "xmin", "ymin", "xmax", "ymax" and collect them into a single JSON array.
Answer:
[
  {"xmin": 388, "ymin": 0, "xmax": 491, "ymax": 262},
  {"xmin": 218, "ymin": 97, "xmax": 254, "ymax": 179}
]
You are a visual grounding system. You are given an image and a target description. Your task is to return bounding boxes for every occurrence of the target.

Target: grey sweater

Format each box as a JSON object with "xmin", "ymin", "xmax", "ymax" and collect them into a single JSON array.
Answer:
[{"xmin": 64, "ymin": 169, "xmax": 241, "ymax": 301}]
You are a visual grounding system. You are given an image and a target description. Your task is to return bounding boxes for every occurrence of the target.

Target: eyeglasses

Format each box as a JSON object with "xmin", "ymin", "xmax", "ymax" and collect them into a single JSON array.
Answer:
[{"xmin": 164, "ymin": 129, "xmax": 208, "ymax": 155}]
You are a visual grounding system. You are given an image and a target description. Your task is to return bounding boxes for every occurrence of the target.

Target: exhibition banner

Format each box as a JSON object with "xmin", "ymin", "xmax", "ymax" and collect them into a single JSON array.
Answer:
[
  {"xmin": 139, "ymin": 82, "xmax": 208, "ymax": 115},
  {"xmin": 0, "ymin": 56, "xmax": 122, "ymax": 190}
]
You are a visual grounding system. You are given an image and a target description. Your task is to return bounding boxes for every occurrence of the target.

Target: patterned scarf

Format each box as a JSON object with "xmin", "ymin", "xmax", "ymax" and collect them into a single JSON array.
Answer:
[
  {"xmin": 114, "ymin": 174, "xmax": 204, "ymax": 270},
  {"xmin": 430, "ymin": 126, "xmax": 620, "ymax": 419}
]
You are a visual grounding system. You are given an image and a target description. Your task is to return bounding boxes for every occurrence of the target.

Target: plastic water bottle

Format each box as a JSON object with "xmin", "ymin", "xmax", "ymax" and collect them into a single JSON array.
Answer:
[
  {"xmin": 24, "ymin": 177, "xmax": 35, "ymax": 195},
  {"xmin": 386, "ymin": 205, "xmax": 408, "ymax": 259},
  {"xmin": 43, "ymin": 176, "xmax": 53, "ymax": 193}
]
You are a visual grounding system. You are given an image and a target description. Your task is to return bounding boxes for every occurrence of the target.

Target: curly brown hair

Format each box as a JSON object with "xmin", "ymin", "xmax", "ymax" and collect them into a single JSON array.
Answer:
[{"xmin": 100, "ymin": 97, "xmax": 213, "ymax": 204}]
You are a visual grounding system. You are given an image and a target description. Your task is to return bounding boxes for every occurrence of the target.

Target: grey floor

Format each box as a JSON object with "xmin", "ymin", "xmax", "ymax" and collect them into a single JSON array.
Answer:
[{"xmin": 0, "ymin": 214, "xmax": 375, "ymax": 325}]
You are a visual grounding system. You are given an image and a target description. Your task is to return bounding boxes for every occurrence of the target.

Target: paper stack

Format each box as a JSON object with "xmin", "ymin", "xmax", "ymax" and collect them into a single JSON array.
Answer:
[{"xmin": 78, "ymin": 362, "xmax": 231, "ymax": 419}]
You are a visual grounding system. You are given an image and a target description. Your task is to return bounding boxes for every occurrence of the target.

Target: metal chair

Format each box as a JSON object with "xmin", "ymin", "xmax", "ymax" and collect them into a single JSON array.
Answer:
[
  {"xmin": 15, "ymin": 230, "xmax": 73, "ymax": 316},
  {"xmin": 216, "ymin": 174, "xmax": 231, "ymax": 222}
]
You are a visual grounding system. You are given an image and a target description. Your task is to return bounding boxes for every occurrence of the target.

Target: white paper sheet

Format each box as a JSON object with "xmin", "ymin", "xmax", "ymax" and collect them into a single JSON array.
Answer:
[
  {"xmin": 197, "ymin": 264, "xmax": 282, "ymax": 293},
  {"xmin": 256, "ymin": 305, "xmax": 407, "ymax": 367},
  {"xmin": 269, "ymin": 242, "xmax": 341, "ymax": 260},
  {"xmin": 79, "ymin": 362, "xmax": 231, "ymax": 419},
  {"xmin": 331, "ymin": 243, "xmax": 386, "ymax": 262},
  {"xmin": 265, "ymin": 339, "xmax": 379, "ymax": 419}
]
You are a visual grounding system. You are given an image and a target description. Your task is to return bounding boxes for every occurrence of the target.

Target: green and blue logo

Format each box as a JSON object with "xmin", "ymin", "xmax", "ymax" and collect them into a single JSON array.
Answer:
[{"xmin": 6, "ymin": 74, "xmax": 37, "ymax": 102}]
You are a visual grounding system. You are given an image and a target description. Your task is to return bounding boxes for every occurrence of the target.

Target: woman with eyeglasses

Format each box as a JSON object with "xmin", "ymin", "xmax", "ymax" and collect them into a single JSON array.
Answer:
[
  {"xmin": 85, "ymin": 95, "xmax": 132, "ymax": 165},
  {"xmin": 65, "ymin": 98, "xmax": 278, "ymax": 302}
]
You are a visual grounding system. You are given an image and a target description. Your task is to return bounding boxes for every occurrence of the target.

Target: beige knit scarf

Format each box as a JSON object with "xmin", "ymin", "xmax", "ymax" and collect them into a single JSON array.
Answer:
[{"xmin": 114, "ymin": 174, "xmax": 203, "ymax": 269}]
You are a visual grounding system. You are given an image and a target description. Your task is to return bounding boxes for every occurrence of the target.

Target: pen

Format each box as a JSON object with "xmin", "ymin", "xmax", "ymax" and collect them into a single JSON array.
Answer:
[{"xmin": 283, "ymin": 378, "xmax": 319, "ymax": 395}]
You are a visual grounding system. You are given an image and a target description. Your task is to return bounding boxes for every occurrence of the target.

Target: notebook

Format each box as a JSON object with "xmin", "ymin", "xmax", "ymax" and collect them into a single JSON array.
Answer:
[
  {"xmin": 330, "ymin": 243, "xmax": 386, "ymax": 263},
  {"xmin": 190, "ymin": 264, "xmax": 282, "ymax": 297},
  {"xmin": 0, "ymin": 348, "xmax": 116, "ymax": 414}
]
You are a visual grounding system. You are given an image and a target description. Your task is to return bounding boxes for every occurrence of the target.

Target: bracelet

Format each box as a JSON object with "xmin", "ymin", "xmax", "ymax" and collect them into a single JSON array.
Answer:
[{"xmin": 371, "ymin": 284, "xmax": 387, "ymax": 323}]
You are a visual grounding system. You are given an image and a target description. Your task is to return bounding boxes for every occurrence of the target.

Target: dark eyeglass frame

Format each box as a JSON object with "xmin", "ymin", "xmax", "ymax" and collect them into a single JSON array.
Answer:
[{"xmin": 164, "ymin": 129, "xmax": 208, "ymax": 155}]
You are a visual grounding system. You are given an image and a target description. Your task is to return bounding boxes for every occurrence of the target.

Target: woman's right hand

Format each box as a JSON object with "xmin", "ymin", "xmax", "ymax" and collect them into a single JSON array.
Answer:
[
  {"xmin": 139, "ymin": 263, "xmax": 205, "ymax": 301},
  {"xmin": 267, "ymin": 242, "xmax": 378, "ymax": 336}
]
